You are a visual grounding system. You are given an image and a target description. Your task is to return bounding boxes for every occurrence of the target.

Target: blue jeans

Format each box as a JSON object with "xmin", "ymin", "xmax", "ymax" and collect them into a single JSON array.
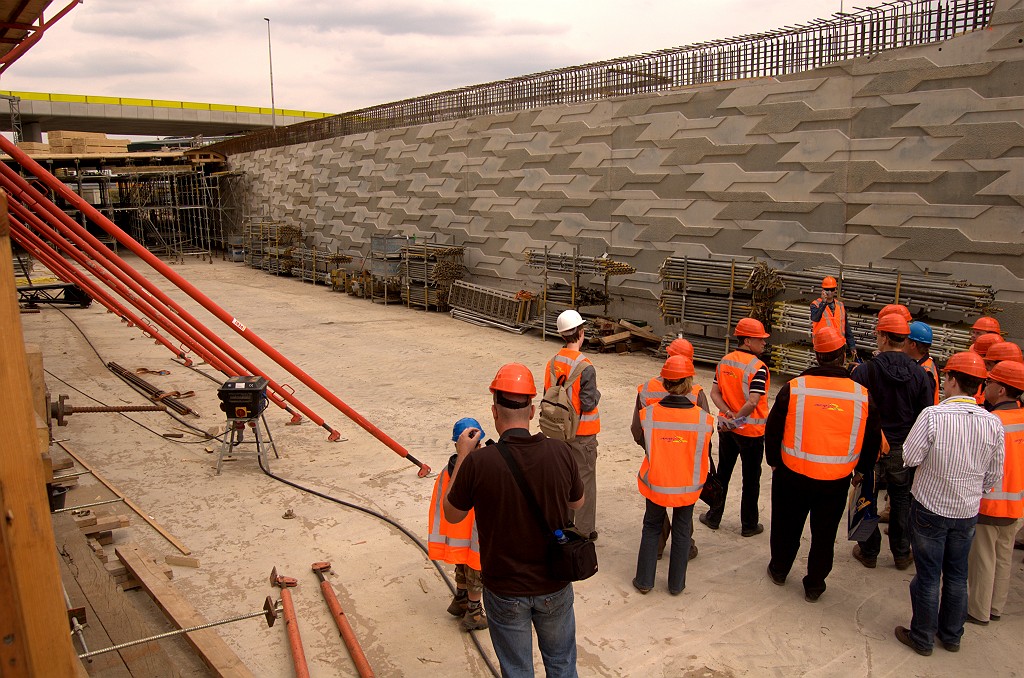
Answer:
[
  {"xmin": 635, "ymin": 500, "xmax": 694, "ymax": 594},
  {"xmin": 860, "ymin": 449, "xmax": 913, "ymax": 560},
  {"xmin": 483, "ymin": 585, "xmax": 578, "ymax": 678},
  {"xmin": 908, "ymin": 500, "xmax": 977, "ymax": 650}
]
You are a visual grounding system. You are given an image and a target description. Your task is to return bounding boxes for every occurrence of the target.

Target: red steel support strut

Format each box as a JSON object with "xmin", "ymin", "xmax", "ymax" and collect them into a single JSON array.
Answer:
[
  {"xmin": 0, "ymin": 140, "xmax": 431, "ymax": 477},
  {"xmin": 310, "ymin": 562, "xmax": 374, "ymax": 678},
  {"xmin": 270, "ymin": 567, "xmax": 310, "ymax": 678}
]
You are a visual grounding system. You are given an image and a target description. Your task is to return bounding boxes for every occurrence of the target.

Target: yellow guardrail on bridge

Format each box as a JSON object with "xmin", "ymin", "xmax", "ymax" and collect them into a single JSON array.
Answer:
[{"xmin": 0, "ymin": 90, "xmax": 331, "ymax": 120}]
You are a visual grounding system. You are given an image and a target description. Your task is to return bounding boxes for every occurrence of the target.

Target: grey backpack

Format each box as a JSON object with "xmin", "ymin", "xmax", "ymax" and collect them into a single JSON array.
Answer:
[{"xmin": 539, "ymin": 360, "xmax": 586, "ymax": 441}]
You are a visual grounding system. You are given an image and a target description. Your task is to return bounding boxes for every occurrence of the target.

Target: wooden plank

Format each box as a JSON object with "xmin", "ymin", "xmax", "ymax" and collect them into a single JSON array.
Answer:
[
  {"xmin": 54, "ymin": 513, "xmax": 180, "ymax": 677},
  {"xmin": 56, "ymin": 442, "xmax": 192, "ymax": 555},
  {"xmin": 79, "ymin": 515, "xmax": 130, "ymax": 537},
  {"xmin": 0, "ymin": 192, "xmax": 78, "ymax": 676},
  {"xmin": 598, "ymin": 331, "xmax": 631, "ymax": 346},
  {"xmin": 165, "ymin": 555, "xmax": 201, "ymax": 569},
  {"xmin": 116, "ymin": 545, "xmax": 255, "ymax": 678}
]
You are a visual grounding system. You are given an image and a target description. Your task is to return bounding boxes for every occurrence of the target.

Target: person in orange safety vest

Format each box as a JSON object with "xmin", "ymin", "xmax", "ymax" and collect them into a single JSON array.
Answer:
[
  {"xmin": 428, "ymin": 417, "xmax": 487, "ymax": 631},
  {"xmin": 905, "ymin": 321, "xmax": 940, "ymax": 406},
  {"xmin": 703, "ymin": 317, "xmax": 771, "ymax": 537},
  {"xmin": 636, "ymin": 337, "xmax": 709, "ymax": 561},
  {"xmin": 967, "ymin": 360, "xmax": 1024, "ymax": 624},
  {"xmin": 809, "ymin": 276, "xmax": 856, "ymax": 356},
  {"xmin": 545, "ymin": 309, "xmax": 601, "ymax": 540},
  {"xmin": 765, "ymin": 327, "xmax": 882, "ymax": 601},
  {"xmin": 630, "ymin": 355, "xmax": 715, "ymax": 595}
]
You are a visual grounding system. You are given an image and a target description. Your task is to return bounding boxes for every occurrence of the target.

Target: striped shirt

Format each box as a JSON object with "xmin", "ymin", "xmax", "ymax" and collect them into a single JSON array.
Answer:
[{"xmin": 904, "ymin": 395, "xmax": 1005, "ymax": 519}]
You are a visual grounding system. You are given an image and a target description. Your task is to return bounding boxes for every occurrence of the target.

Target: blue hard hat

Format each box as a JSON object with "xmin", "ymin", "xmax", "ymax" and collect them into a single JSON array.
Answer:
[
  {"xmin": 908, "ymin": 321, "xmax": 933, "ymax": 345},
  {"xmin": 452, "ymin": 417, "xmax": 485, "ymax": 442}
]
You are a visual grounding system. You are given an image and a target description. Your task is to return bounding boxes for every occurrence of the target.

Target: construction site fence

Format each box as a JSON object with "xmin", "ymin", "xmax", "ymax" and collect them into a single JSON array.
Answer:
[{"xmin": 206, "ymin": 0, "xmax": 993, "ymax": 157}]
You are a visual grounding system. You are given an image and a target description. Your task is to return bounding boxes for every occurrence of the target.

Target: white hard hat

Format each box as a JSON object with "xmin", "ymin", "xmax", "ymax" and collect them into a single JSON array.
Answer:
[{"xmin": 556, "ymin": 309, "xmax": 585, "ymax": 334}]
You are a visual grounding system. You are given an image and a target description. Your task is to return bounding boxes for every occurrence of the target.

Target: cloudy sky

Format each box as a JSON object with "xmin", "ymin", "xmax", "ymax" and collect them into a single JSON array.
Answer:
[{"xmin": 4, "ymin": 0, "xmax": 838, "ymax": 115}]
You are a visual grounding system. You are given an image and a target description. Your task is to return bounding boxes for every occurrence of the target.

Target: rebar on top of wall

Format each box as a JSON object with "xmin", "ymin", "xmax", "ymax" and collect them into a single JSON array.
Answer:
[{"xmin": 208, "ymin": 0, "xmax": 995, "ymax": 157}]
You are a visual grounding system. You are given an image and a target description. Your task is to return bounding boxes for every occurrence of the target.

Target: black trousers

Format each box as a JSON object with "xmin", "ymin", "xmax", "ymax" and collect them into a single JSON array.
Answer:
[
  {"xmin": 768, "ymin": 464, "xmax": 850, "ymax": 597},
  {"xmin": 708, "ymin": 431, "xmax": 763, "ymax": 529}
]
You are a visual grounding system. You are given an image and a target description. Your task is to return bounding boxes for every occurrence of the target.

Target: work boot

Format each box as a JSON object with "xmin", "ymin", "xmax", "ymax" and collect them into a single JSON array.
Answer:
[
  {"xmin": 853, "ymin": 544, "xmax": 877, "ymax": 569},
  {"xmin": 894, "ymin": 553, "xmax": 915, "ymax": 571},
  {"xmin": 461, "ymin": 601, "xmax": 488, "ymax": 631},
  {"xmin": 447, "ymin": 589, "xmax": 468, "ymax": 616},
  {"xmin": 689, "ymin": 540, "xmax": 698, "ymax": 561},
  {"xmin": 741, "ymin": 523, "xmax": 764, "ymax": 538},
  {"xmin": 699, "ymin": 512, "xmax": 720, "ymax": 530}
]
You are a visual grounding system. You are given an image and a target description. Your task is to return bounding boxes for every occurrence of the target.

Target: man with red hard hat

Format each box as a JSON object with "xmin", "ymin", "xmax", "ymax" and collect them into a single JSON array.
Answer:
[
  {"xmin": 765, "ymin": 327, "xmax": 882, "ymax": 602},
  {"xmin": 703, "ymin": 317, "xmax": 771, "ymax": 537},
  {"xmin": 445, "ymin": 363, "xmax": 584, "ymax": 676},
  {"xmin": 850, "ymin": 312, "xmax": 933, "ymax": 570},
  {"xmin": 810, "ymin": 276, "xmax": 856, "ymax": 357},
  {"xmin": 636, "ymin": 337, "xmax": 708, "ymax": 561},
  {"xmin": 967, "ymin": 360, "xmax": 1024, "ymax": 625},
  {"xmin": 630, "ymin": 355, "xmax": 715, "ymax": 595},
  {"xmin": 985, "ymin": 341, "xmax": 1023, "ymax": 365},
  {"xmin": 970, "ymin": 316, "xmax": 1001, "ymax": 344},
  {"xmin": 894, "ymin": 352, "xmax": 1004, "ymax": 656}
]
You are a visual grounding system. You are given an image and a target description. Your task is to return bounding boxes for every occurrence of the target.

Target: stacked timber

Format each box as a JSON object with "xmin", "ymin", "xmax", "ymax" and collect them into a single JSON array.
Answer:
[{"xmin": 48, "ymin": 131, "xmax": 130, "ymax": 154}]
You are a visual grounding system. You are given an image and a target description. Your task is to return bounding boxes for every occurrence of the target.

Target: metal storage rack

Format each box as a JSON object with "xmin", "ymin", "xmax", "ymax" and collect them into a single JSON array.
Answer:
[
  {"xmin": 401, "ymin": 242, "xmax": 464, "ymax": 311},
  {"xmin": 369, "ymin": 234, "xmax": 405, "ymax": 304}
]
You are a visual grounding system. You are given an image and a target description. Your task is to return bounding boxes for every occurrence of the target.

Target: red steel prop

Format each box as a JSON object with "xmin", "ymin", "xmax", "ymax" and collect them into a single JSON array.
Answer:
[
  {"xmin": 311, "ymin": 562, "xmax": 374, "ymax": 678},
  {"xmin": 1, "ymin": 138, "xmax": 430, "ymax": 477},
  {"xmin": 270, "ymin": 567, "xmax": 310, "ymax": 678}
]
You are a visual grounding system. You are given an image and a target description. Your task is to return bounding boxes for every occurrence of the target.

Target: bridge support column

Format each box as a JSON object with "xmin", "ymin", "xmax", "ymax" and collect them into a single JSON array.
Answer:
[{"xmin": 22, "ymin": 121, "xmax": 42, "ymax": 143}]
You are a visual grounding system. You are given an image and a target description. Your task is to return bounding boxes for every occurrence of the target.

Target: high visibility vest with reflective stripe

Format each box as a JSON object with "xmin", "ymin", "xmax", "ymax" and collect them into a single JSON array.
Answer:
[
  {"xmin": 781, "ymin": 376, "xmax": 869, "ymax": 480},
  {"xmin": 920, "ymin": 357, "xmax": 940, "ymax": 406},
  {"xmin": 638, "ymin": 404, "xmax": 714, "ymax": 507},
  {"xmin": 812, "ymin": 298, "xmax": 846, "ymax": 337},
  {"xmin": 545, "ymin": 348, "xmax": 600, "ymax": 435},
  {"xmin": 980, "ymin": 407, "xmax": 1024, "ymax": 520},
  {"xmin": 427, "ymin": 467, "xmax": 481, "ymax": 569},
  {"xmin": 637, "ymin": 378, "xmax": 705, "ymax": 409},
  {"xmin": 715, "ymin": 350, "xmax": 770, "ymax": 437}
]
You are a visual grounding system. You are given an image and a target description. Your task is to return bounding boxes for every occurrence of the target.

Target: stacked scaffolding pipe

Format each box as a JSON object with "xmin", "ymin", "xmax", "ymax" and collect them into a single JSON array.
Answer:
[
  {"xmin": 657, "ymin": 333, "xmax": 748, "ymax": 367},
  {"xmin": 0, "ymin": 136, "xmax": 430, "ymax": 477},
  {"xmin": 660, "ymin": 257, "xmax": 760, "ymax": 292},
  {"xmin": 780, "ymin": 266, "xmax": 995, "ymax": 315},
  {"xmin": 660, "ymin": 291, "xmax": 754, "ymax": 325},
  {"xmin": 525, "ymin": 250, "xmax": 635, "ymax": 276}
]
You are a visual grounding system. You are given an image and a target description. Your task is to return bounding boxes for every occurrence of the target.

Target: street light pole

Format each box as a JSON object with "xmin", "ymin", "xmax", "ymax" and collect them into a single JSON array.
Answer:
[{"xmin": 263, "ymin": 17, "xmax": 276, "ymax": 129}]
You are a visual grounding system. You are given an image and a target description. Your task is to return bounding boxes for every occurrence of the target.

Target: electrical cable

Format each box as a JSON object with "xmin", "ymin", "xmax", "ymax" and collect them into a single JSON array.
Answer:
[{"xmin": 38, "ymin": 302, "xmax": 500, "ymax": 677}]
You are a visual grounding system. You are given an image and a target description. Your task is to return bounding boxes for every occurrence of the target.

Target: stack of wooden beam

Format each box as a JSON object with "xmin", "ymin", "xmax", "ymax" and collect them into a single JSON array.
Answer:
[{"xmin": 48, "ymin": 130, "xmax": 130, "ymax": 154}]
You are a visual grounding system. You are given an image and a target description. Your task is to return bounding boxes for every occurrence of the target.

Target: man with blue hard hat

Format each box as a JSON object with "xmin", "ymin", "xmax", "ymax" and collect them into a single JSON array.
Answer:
[
  {"xmin": 905, "ymin": 321, "xmax": 939, "ymax": 405},
  {"xmin": 427, "ymin": 417, "xmax": 489, "ymax": 631}
]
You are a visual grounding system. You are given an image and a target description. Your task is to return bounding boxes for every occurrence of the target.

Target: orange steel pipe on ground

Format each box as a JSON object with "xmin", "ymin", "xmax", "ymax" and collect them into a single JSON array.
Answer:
[
  {"xmin": 270, "ymin": 568, "xmax": 310, "ymax": 678},
  {"xmin": 1, "ymin": 137, "xmax": 430, "ymax": 476},
  {"xmin": 311, "ymin": 562, "xmax": 374, "ymax": 678}
]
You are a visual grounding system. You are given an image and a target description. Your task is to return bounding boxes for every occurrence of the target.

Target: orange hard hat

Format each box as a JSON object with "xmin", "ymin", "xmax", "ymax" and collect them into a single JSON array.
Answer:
[
  {"xmin": 986, "ymin": 341, "xmax": 1023, "ymax": 364},
  {"xmin": 661, "ymin": 355, "xmax": 695, "ymax": 380},
  {"xmin": 942, "ymin": 351, "xmax": 988, "ymax": 379},
  {"xmin": 971, "ymin": 333, "xmax": 1003, "ymax": 358},
  {"xmin": 878, "ymin": 304, "xmax": 912, "ymax": 322},
  {"xmin": 821, "ymin": 276, "xmax": 838, "ymax": 290},
  {"xmin": 989, "ymin": 360, "xmax": 1024, "ymax": 391},
  {"xmin": 489, "ymin": 363, "xmax": 537, "ymax": 396},
  {"xmin": 735, "ymin": 317, "xmax": 770, "ymax": 338},
  {"xmin": 813, "ymin": 327, "xmax": 846, "ymax": 353},
  {"xmin": 876, "ymin": 313, "xmax": 910, "ymax": 335},
  {"xmin": 971, "ymin": 316, "xmax": 1001, "ymax": 334},
  {"xmin": 667, "ymin": 338, "xmax": 695, "ymax": 358}
]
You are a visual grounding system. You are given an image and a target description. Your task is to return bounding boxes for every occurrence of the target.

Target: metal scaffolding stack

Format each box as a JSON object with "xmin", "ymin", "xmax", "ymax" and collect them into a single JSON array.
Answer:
[
  {"xmin": 401, "ymin": 243, "xmax": 465, "ymax": 311},
  {"xmin": 243, "ymin": 220, "xmax": 302, "ymax": 275},
  {"xmin": 289, "ymin": 246, "xmax": 352, "ymax": 284},
  {"xmin": 779, "ymin": 265, "xmax": 995, "ymax": 316}
]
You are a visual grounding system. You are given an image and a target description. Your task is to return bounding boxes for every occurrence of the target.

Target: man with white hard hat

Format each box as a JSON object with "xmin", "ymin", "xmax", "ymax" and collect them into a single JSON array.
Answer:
[{"xmin": 544, "ymin": 309, "xmax": 602, "ymax": 540}]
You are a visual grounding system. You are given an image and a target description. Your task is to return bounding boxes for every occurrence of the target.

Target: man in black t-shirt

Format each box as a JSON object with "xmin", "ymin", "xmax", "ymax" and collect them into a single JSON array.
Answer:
[{"xmin": 445, "ymin": 363, "xmax": 584, "ymax": 677}]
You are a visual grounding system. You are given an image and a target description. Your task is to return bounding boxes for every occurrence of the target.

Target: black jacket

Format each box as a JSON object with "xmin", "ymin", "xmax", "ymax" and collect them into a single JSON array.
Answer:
[{"xmin": 851, "ymin": 351, "xmax": 933, "ymax": 448}]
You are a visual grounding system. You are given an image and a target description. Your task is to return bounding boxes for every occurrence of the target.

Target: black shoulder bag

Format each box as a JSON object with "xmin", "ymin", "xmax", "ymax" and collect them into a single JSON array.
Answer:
[
  {"xmin": 699, "ymin": 452, "xmax": 724, "ymax": 507},
  {"xmin": 496, "ymin": 441, "xmax": 598, "ymax": 582}
]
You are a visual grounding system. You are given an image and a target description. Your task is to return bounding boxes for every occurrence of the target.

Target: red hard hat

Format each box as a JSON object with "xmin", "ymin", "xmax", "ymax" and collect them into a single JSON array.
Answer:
[
  {"xmin": 971, "ymin": 316, "xmax": 1001, "ymax": 334},
  {"xmin": 986, "ymin": 341, "xmax": 1023, "ymax": 364},
  {"xmin": 989, "ymin": 361, "xmax": 1024, "ymax": 391},
  {"xmin": 489, "ymin": 363, "xmax": 537, "ymax": 396},
  {"xmin": 667, "ymin": 338, "xmax": 695, "ymax": 358},
  {"xmin": 821, "ymin": 276, "xmax": 838, "ymax": 290},
  {"xmin": 813, "ymin": 327, "xmax": 846, "ymax": 353},
  {"xmin": 971, "ymin": 333, "xmax": 1003, "ymax": 358},
  {"xmin": 876, "ymin": 313, "xmax": 910, "ymax": 334},
  {"xmin": 735, "ymin": 317, "xmax": 770, "ymax": 338},
  {"xmin": 942, "ymin": 351, "xmax": 988, "ymax": 379},
  {"xmin": 878, "ymin": 304, "xmax": 912, "ymax": 322},
  {"xmin": 661, "ymin": 355, "xmax": 695, "ymax": 380}
]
